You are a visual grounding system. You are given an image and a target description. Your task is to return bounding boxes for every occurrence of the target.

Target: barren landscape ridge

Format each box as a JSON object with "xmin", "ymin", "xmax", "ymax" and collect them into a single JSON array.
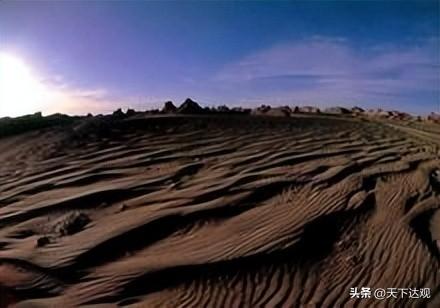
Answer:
[
  {"xmin": 0, "ymin": 105, "xmax": 439, "ymax": 307},
  {"xmin": 0, "ymin": 1, "xmax": 439, "ymax": 307}
]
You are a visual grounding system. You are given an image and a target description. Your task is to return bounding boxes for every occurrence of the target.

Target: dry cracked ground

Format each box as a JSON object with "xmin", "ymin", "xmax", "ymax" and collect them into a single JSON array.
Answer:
[{"xmin": 0, "ymin": 114, "xmax": 439, "ymax": 307}]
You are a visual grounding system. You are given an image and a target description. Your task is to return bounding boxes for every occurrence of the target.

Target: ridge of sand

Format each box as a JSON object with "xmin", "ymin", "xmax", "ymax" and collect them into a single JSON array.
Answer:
[{"xmin": 0, "ymin": 114, "xmax": 439, "ymax": 307}]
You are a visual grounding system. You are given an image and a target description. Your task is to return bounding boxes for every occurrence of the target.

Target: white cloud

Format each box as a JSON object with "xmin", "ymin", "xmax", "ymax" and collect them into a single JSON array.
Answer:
[{"xmin": 213, "ymin": 37, "xmax": 440, "ymax": 113}]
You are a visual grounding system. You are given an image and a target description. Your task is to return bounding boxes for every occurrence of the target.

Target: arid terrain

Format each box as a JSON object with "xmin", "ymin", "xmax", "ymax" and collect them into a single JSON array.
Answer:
[{"xmin": 0, "ymin": 106, "xmax": 439, "ymax": 307}]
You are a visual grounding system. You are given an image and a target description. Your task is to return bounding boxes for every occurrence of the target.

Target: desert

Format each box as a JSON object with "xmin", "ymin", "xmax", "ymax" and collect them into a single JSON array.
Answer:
[
  {"xmin": 0, "ymin": 101, "xmax": 439, "ymax": 307},
  {"xmin": 1, "ymin": 1, "xmax": 439, "ymax": 307}
]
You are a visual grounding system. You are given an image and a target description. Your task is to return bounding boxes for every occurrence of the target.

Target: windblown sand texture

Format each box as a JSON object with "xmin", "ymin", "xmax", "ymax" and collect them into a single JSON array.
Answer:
[{"xmin": 0, "ymin": 114, "xmax": 439, "ymax": 307}]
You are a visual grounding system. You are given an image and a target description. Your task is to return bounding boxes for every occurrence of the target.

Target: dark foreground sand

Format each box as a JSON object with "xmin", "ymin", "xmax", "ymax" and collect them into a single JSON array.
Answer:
[{"xmin": 0, "ymin": 114, "xmax": 439, "ymax": 307}]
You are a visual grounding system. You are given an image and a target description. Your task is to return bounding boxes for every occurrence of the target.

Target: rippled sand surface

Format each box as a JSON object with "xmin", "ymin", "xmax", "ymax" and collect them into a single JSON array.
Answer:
[{"xmin": 0, "ymin": 115, "xmax": 439, "ymax": 307}]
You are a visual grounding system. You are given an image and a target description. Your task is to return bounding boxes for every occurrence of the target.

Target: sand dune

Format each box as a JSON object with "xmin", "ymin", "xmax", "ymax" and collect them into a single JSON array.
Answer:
[{"xmin": 0, "ymin": 114, "xmax": 439, "ymax": 307}]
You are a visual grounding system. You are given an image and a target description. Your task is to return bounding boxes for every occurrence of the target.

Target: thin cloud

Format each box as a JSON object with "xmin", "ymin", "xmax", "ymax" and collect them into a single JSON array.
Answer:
[
  {"xmin": 213, "ymin": 37, "xmax": 440, "ymax": 113},
  {"xmin": 40, "ymin": 82, "xmax": 118, "ymax": 116}
]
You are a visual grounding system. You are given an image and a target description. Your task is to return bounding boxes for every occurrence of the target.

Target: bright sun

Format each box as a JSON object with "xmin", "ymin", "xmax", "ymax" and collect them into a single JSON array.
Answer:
[{"xmin": 0, "ymin": 53, "xmax": 53, "ymax": 117}]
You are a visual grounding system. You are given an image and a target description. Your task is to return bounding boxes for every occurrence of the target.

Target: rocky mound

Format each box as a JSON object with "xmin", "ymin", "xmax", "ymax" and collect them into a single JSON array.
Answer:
[
  {"xmin": 298, "ymin": 106, "xmax": 321, "ymax": 113},
  {"xmin": 324, "ymin": 106, "xmax": 351, "ymax": 114},
  {"xmin": 427, "ymin": 112, "xmax": 440, "ymax": 123},
  {"xmin": 351, "ymin": 106, "xmax": 365, "ymax": 114},
  {"xmin": 162, "ymin": 101, "xmax": 177, "ymax": 113},
  {"xmin": 177, "ymin": 98, "xmax": 204, "ymax": 114},
  {"xmin": 265, "ymin": 106, "xmax": 292, "ymax": 117},
  {"xmin": 112, "ymin": 108, "xmax": 125, "ymax": 119},
  {"xmin": 251, "ymin": 105, "xmax": 272, "ymax": 115}
]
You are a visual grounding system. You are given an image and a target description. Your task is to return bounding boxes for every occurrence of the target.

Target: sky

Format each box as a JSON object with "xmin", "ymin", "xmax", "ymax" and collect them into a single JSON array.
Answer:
[{"xmin": 0, "ymin": 0, "xmax": 439, "ymax": 116}]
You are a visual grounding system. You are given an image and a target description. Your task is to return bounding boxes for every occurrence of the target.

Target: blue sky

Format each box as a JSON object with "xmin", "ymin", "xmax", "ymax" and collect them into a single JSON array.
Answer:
[{"xmin": 0, "ymin": 1, "xmax": 439, "ymax": 115}]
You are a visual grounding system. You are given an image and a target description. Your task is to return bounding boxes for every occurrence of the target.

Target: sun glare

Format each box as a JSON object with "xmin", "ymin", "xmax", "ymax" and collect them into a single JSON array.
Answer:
[{"xmin": 0, "ymin": 53, "xmax": 53, "ymax": 117}]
